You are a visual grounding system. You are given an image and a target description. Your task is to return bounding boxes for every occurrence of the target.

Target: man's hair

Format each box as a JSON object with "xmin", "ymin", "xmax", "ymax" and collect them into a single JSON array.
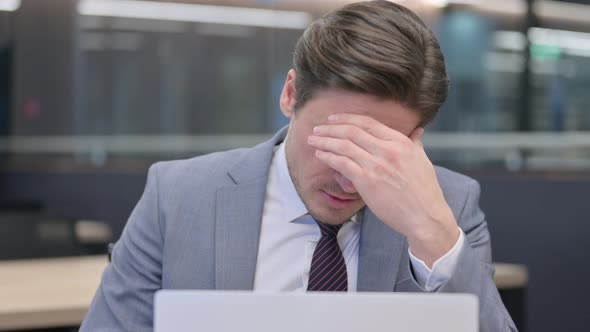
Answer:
[{"xmin": 292, "ymin": 0, "xmax": 449, "ymax": 125}]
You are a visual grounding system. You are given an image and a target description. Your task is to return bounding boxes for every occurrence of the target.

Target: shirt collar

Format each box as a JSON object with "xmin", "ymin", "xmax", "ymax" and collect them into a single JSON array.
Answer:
[{"xmin": 275, "ymin": 141, "xmax": 309, "ymax": 223}]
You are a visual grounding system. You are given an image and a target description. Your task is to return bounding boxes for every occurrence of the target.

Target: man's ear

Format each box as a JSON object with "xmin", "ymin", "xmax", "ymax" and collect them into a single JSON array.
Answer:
[{"xmin": 279, "ymin": 69, "xmax": 297, "ymax": 119}]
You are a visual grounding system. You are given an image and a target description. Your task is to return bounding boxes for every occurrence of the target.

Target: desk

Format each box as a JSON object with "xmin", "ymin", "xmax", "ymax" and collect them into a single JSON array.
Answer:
[
  {"xmin": 0, "ymin": 255, "xmax": 108, "ymax": 331},
  {"xmin": 493, "ymin": 263, "xmax": 529, "ymax": 332},
  {"xmin": 493, "ymin": 263, "xmax": 529, "ymax": 289},
  {"xmin": 0, "ymin": 257, "xmax": 527, "ymax": 331}
]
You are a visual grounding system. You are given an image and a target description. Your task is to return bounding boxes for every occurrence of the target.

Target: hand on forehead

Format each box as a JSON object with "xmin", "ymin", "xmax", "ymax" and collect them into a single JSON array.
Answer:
[{"xmin": 319, "ymin": 113, "xmax": 419, "ymax": 140}]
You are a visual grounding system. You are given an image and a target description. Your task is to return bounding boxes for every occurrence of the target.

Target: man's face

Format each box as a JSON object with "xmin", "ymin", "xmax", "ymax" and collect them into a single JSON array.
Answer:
[{"xmin": 279, "ymin": 70, "xmax": 422, "ymax": 225}]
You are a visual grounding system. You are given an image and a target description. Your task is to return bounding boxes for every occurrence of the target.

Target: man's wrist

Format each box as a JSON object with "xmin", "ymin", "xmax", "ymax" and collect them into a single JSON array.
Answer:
[
  {"xmin": 407, "ymin": 209, "xmax": 460, "ymax": 268},
  {"xmin": 409, "ymin": 228, "xmax": 465, "ymax": 291}
]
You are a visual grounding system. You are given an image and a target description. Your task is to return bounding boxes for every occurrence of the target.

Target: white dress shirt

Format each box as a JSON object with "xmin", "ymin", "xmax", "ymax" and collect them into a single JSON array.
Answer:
[{"xmin": 253, "ymin": 141, "xmax": 465, "ymax": 292}]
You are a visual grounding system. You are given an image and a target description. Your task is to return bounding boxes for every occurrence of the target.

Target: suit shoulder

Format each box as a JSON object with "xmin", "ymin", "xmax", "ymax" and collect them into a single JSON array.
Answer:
[
  {"xmin": 434, "ymin": 165, "xmax": 478, "ymax": 190},
  {"xmin": 148, "ymin": 147, "xmax": 250, "ymax": 188},
  {"xmin": 434, "ymin": 165, "xmax": 481, "ymax": 214},
  {"xmin": 160, "ymin": 148, "xmax": 249, "ymax": 172}
]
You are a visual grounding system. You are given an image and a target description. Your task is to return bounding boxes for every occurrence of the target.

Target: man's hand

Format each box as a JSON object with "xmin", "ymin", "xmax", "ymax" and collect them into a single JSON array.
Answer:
[{"xmin": 307, "ymin": 113, "xmax": 460, "ymax": 268}]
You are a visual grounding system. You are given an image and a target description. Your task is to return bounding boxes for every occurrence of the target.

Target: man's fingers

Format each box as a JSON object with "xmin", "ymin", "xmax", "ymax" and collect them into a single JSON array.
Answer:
[
  {"xmin": 327, "ymin": 113, "xmax": 409, "ymax": 142},
  {"xmin": 313, "ymin": 124, "xmax": 385, "ymax": 156},
  {"xmin": 308, "ymin": 135, "xmax": 374, "ymax": 169},
  {"xmin": 314, "ymin": 150, "xmax": 362, "ymax": 181},
  {"xmin": 409, "ymin": 127, "xmax": 425, "ymax": 146}
]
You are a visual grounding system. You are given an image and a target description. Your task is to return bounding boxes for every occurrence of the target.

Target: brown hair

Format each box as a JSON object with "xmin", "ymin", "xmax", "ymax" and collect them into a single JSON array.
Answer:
[{"xmin": 292, "ymin": 0, "xmax": 449, "ymax": 125}]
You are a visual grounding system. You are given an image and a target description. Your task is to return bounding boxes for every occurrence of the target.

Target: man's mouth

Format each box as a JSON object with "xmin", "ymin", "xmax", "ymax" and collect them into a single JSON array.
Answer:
[
  {"xmin": 321, "ymin": 190, "xmax": 361, "ymax": 208},
  {"xmin": 325, "ymin": 192, "xmax": 359, "ymax": 201}
]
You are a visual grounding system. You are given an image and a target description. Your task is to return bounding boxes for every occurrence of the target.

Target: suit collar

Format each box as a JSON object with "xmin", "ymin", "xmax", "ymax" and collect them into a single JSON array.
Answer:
[{"xmin": 225, "ymin": 127, "xmax": 288, "ymax": 185}]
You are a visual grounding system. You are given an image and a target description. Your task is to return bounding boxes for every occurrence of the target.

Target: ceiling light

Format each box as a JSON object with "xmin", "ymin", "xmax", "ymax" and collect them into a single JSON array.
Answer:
[
  {"xmin": 0, "ymin": 0, "xmax": 20, "ymax": 12},
  {"xmin": 78, "ymin": 0, "xmax": 312, "ymax": 30}
]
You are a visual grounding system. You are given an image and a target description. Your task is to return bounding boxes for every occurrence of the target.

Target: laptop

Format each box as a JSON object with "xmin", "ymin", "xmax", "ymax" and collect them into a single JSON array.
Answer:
[{"xmin": 154, "ymin": 290, "xmax": 478, "ymax": 332}]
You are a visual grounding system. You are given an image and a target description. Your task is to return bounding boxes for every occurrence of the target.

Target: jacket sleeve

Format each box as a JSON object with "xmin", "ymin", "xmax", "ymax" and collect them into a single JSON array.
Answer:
[
  {"xmin": 437, "ymin": 178, "xmax": 518, "ymax": 332},
  {"xmin": 80, "ymin": 164, "xmax": 164, "ymax": 332}
]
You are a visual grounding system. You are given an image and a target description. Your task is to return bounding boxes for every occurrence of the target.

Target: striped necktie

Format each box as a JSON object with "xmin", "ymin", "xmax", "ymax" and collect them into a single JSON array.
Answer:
[{"xmin": 307, "ymin": 219, "xmax": 348, "ymax": 292}]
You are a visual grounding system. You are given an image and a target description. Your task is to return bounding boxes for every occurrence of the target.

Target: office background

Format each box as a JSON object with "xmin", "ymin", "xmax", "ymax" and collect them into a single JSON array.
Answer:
[{"xmin": 1, "ymin": 0, "xmax": 589, "ymax": 331}]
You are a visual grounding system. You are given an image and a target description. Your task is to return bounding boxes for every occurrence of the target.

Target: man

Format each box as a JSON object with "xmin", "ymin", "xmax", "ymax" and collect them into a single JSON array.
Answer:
[{"xmin": 81, "ymin": 1, "xmax": 516, "ymax": 331}]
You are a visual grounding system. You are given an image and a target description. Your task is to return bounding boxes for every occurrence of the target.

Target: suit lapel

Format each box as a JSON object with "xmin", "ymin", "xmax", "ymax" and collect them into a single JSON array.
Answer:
[
  {"xmin": 215, "ymin": 179, "xmax": 267, "ymax": 290},
  {"xmin": 214, "ymin": 127, "xmax": 288, "ymax": 290},
  {"xmin": 357, "ymin": 209, "xmax": 407, "ymax": 292}
]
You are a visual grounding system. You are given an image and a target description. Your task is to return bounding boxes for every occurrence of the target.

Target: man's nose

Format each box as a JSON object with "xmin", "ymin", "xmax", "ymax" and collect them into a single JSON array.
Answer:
[{"xmin": 335, "ymin": 173, "xmax": 358, "ymax": 194}]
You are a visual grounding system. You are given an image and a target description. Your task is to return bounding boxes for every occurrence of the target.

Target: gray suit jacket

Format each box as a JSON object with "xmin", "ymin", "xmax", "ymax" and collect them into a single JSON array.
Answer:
[{"xmin": 81, "ymin": 128, "xmax": 517, "ymax": 332}]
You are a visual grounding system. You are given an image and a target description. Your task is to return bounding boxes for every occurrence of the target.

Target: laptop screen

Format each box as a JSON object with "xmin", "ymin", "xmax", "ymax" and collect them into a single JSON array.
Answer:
[{"xmin": 154, "ymin": 290, "xmax": 478, "ymax": 332}]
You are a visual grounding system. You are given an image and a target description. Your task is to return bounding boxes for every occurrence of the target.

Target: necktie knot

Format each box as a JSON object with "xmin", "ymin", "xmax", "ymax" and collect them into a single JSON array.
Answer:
[{"xmin": 317, "ymin": 222, "xmax": 342, "ymax": 238}]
